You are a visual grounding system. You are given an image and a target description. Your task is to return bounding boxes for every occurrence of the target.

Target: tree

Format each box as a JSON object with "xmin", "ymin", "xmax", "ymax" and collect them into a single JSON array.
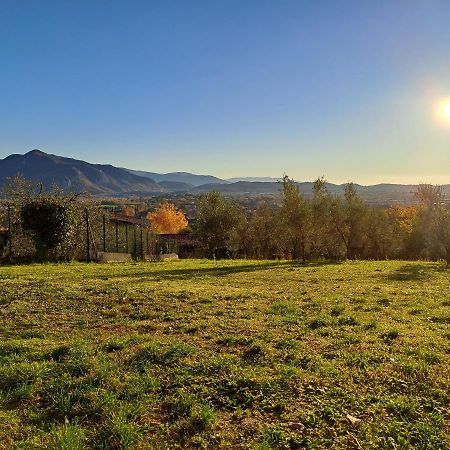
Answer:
[
  {"xmin": 435, "ymin": 206, "xmax": 450, "ymax": 265},
  {"xmin": 147, "ymin": 202, "xmax": 188, "ymax": 234},
  {"xmin": 2, "ymin": 175, "xmax": 101, "ymax": 261},
  {"xmin": 280, "ymin": 175, "xmax": 311, "ymax": 261},
  {"xmin": 414, "ymin": 184, "xmax": 450, "ymax": 264},
  {"xmin": 309, "ymin": 177, "xmax": 340, "ymax": 259},
  {"xmin": 330, "ymin": 183, "xmax": 368, "ymax": 259},
  {"xmin": 193, "ymin": 192, "xmax": 244, "ymax": 258},
  {"xmin": 20, "ymin": 192, "xmax": 76, "ymax": 261},
  {"xmin": 364, "ymin": 207, "xmax": 398, "ymax": 259},
  {"xmin": 386, "ymin": 206, "xmax": 423, "ymax": 259},
  {"xmin": 244, "ymin": 203, "xmax": 284, "ymax": 259},
  {"xmin": 414, "ymin": 184, "xmax": 443, "ymax": 208}
]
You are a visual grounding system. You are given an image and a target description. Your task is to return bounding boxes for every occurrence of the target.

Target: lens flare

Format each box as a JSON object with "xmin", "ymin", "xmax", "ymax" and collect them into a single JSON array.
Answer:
[
  {"xmin": 444, "ymin": 102, "xmax": 450, "ymax": 119},
  {"xmin": 434, "ymin": 97, "xmax": 450, "ymax": 125}
]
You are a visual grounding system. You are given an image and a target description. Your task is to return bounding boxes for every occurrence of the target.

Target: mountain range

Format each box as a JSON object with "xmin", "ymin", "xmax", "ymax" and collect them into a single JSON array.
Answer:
[{"xmin": 0, "ymin": 150, "xmax": 448, "ymax": 204}]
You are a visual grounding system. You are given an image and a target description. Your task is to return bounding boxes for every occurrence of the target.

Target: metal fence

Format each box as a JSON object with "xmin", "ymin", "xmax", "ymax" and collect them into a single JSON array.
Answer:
[{"xmin": 0, "ymin": 204, "xmax": 178, "ymax": 262}]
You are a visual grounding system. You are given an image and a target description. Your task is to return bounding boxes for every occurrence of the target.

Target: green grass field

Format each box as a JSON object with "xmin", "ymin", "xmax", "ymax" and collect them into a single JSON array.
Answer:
[{"xmin": 0, "ymin": 260, "xmax": 449, "ymax": 449}]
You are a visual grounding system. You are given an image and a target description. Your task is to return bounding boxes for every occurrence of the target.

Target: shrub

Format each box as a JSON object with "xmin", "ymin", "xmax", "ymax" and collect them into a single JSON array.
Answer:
[{"xmin": 21, "ymin": 196, "xmax": 75, "ymax": 261}]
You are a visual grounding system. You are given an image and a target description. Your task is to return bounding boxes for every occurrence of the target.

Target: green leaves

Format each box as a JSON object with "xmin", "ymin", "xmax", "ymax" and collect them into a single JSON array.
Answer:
[{"xmin": 21, "ymin": 197, "xmax": 74, "ymax": 257}]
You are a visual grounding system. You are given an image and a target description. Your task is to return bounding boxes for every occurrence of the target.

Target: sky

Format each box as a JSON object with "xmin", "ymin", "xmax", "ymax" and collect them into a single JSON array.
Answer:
[{"xmin": 1, "ymin": 0, "xmax": 449, "ymax": 184}]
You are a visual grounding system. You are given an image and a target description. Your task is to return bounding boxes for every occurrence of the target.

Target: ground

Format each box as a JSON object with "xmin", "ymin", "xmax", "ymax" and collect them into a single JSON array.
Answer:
[{"xmin": 0, "ymin": 260, "xmax": 449, "ymax": 449}]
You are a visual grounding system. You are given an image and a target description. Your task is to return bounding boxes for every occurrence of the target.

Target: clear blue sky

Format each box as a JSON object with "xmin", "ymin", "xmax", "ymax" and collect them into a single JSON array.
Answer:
[{"xmin": 1, "ymin": 0, "xmax": 449, "ymax": 184}]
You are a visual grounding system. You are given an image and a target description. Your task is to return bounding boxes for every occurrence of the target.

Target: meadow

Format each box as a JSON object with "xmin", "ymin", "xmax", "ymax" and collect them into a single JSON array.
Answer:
[{"xmin": 0, "ymin": 260, "xmax": 449, "ymax": 449}]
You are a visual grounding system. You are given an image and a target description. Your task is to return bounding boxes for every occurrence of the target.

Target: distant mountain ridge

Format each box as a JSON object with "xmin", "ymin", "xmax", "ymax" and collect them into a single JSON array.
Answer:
[
  {"xmin": 0, "ymin": 150, "xmax": 448, "ymax": 203},
  {"xmin": 125, "ymin": 169, "xmax": 228, "ymax": 187},
  {"xmin": 0, "ymin": 150, "xmax": 162, "ymax": 195}
]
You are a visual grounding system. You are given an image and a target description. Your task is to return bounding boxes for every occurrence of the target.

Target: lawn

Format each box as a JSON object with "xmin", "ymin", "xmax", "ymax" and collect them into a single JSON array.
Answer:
[{"xmin": 0, "ymin": 260, "xmax": 449, "ymax": 449}]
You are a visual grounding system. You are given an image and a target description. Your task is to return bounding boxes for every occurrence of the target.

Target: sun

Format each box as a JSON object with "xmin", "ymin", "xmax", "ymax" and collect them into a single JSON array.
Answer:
[
  {"xmin": 434, "ymin": 97, "xmax": 450, "ymax": 124},
  {"xmin": 444, "ymin": 102, "xmax": 450, "ymax": 119}
]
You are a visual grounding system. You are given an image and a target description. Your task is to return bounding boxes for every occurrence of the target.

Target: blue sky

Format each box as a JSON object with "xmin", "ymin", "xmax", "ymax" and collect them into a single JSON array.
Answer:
[{"xmin": 1, "ymin": 0, "xmax": 449, "ymax": 184}]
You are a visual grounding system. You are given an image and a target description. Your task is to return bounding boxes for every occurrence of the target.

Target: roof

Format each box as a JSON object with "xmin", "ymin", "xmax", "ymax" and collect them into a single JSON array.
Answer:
[{"xmin": 109, "ymin": 214, "xmax": 149, "ymax": 227}]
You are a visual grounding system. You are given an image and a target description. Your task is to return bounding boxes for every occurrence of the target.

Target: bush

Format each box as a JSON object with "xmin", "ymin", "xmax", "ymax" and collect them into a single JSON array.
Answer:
[{"xmin": 21, "ymin": 197, "xmax": 75, "ymax": 260}]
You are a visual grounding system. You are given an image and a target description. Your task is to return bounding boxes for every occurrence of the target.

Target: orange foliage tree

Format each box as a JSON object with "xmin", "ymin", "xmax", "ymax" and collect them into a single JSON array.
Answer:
[{"xmin": 147, "ymin": 203, "xmax": 188, "ymax": 234}]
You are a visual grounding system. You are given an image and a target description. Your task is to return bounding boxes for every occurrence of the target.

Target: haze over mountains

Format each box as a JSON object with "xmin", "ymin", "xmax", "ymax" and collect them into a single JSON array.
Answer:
[{"xmin": 0, "ymin": 150, "xmax": 448, "ymax": 204}]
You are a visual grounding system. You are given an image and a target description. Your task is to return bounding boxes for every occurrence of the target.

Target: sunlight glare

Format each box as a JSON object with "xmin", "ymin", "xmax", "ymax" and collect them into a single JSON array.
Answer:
[
  {"xmin": 444, "ymin": 102, "xmax": 450, "ymax": 119},
  {"xmin": 434, "ymin": 97, "xmax": 450, "ymax": 125}
]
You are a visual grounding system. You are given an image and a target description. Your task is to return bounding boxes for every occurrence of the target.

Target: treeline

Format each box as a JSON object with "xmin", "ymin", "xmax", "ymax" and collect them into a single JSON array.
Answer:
[{"xmin": 193, "ymin": 176, "xmax": 450, "ymax": 263}]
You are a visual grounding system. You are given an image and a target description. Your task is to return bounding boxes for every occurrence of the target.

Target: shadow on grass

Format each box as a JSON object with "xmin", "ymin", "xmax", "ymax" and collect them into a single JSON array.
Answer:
[
  {"xmin": 100, "ymin": 260, "xmax": 341, "ymax": 281},
  {"xmin": 386, "ymin": 263, "xmax": 448, "ymax": 281}
]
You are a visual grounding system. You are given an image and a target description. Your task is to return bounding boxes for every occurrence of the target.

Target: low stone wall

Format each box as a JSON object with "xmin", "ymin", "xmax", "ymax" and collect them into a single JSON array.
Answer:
[
  {"xmin": 94, "ymin": 252, "xmax": 179, "ymax": 263},
  {"xmin": 96, "ymin": 251, "xmax": 133, "ymax": 263},
  {"xmin": 160, "ymin": 253, "xmax": 179, "ymax": 261}
]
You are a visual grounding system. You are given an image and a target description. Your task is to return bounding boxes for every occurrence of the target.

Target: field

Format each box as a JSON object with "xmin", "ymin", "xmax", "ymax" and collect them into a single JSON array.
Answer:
[{"xmin": 0, "ymin": 260, "xmax": 449, "ymax": 449}]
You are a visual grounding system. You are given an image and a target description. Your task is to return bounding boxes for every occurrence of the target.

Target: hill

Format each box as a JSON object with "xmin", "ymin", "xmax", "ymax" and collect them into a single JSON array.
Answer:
[
  {"xmin": 125, "ymin": 169, "xmax": 228, "ymax": 187},
  {"xmin": 0, "ymin": 150, "xmax": 448, "ymax": 203},
  {"xmin": 0, "ymin": 150, "xmax": 162, "ymax": 195}
]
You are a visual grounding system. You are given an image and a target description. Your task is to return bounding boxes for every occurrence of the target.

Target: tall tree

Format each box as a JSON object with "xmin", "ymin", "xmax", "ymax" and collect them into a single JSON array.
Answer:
[
  {"xmin": 309, "ymin": 177, "xmax": 340, "ymax": 258},
  {"xmin": 280, "ymin": 175, "xmax": 311, "ymax": 261},
  {"xmin": 193, "ymin": 192, "xmax": 244, "ymax": 258},
  {"xmin": 415, "ymin": 184, "xmax": 450, "ymax": 264},
  {"xmin": 244, "ymin": 203, "xmax": 283, "ymax": 259},
  {"xmin": 387, "ymin": 206, "xmax": 423, "ymax": 259},
  {"xmin": 330, "ymin": 183, "xmax": 368, "ymax": 259}
]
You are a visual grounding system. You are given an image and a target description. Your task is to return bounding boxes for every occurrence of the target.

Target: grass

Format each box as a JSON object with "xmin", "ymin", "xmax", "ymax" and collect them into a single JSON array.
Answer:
[{"xmin": 0, "ymin": 259, "xmax": 449, "ymax": 449}]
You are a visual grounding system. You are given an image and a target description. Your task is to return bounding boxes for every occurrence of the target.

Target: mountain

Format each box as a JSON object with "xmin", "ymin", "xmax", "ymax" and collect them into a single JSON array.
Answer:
[
  {"xmin": 157, "ymin": 180, "xmax": 194, "ymax": 192},
  {"xmin": 193, "ymin": 181, "xmax": 282, "ymax": 194},
  {"xmin": 0, "ymin": 150, "xmax": 448, "ymax": 203},
  {"xmin": 0, "ymin": 150, "xmax": 162, "ymax": 195},
  {"xmin": 227, "ymin": 176, "xmax": 282, "ymax": 183},
  {"xmin": 191, "ymin": 181, "xmax": 344, "ymax": 195},
  {"xmin": 125, "ymin": 169, "xmax": 228, "ymax": 187},
  {"xmin": 192, "ymin": 181, "xmax": 450, "ymax": 204}
]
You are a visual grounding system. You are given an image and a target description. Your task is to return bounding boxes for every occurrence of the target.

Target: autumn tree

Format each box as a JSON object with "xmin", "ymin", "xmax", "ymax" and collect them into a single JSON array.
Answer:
[
  {"xmin": 147, "ymin": 202, "xmax": 188, "ymax": 234},
  {"xmin": 386, "ymin": 206, "xmax": 423, "ymax": 259}
]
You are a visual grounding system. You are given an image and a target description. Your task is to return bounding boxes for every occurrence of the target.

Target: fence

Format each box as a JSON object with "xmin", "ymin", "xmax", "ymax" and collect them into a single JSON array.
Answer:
[
  {"xmin": 0, "ymin": 204, "xmax": 178, "ymax": 262},
  {"xmin": 89, "ymin": 212, "xmax": 178, "ymax": 261}
]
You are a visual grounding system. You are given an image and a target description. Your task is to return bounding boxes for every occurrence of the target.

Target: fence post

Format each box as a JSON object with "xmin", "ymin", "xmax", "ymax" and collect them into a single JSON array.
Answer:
[
  {"xmin": 140, "ymin": 226, "xmax": 144, "ymax": 260},
  {"xmin": 115, "ymin": 222, "xmax": 119, "ymax": 253},
  {"xmin": 7, "ymin": 203, "xmax": 12, "ymax": 257},
  {"xmin": 102, "ymin": 215, "xmax": 106, "ymax": 252},
  {"xmin": 125, "ymin": 224, "xmax": 129, "ymax": 253},
  {"xmin": 85, "ymin": 208, "xmax": 90, "ymax": 262},
  {"xmin": 133, "ymin": 226, "xmax": 137, "ymax": 259}
]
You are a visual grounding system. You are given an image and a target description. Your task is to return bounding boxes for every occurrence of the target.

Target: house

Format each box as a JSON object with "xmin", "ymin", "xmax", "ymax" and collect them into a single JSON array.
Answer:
[{"xmin": 159, "ymin": 232, "xmax": 202, "ymax": 258}]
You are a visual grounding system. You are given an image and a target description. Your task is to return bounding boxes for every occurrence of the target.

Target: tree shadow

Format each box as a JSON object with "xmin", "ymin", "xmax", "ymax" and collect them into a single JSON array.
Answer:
[
  {"xmin": 386, "ymin": 263, "xmax": 448, "ymax": 281},
  {"xmin": 99, "ymin": 260, "xmax": 341, "ymax": 281}
]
